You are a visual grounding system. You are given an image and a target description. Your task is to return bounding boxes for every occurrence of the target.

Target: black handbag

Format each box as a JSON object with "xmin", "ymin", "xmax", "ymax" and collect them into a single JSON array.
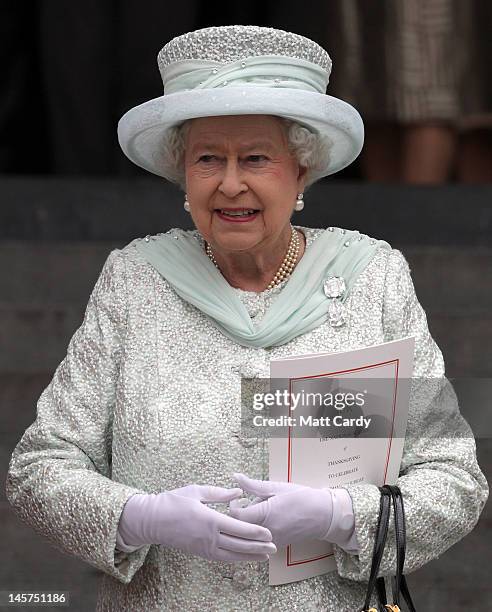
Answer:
[{"xmin": 360, "ymin": 484, "xmax": 417, "ymax": 612}]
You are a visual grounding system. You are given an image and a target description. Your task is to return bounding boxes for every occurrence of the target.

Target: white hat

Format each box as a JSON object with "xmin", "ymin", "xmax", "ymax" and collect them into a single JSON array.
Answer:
[{"xmin": 117, "ymin": 25, "xmax": 364, "ymax": 182}]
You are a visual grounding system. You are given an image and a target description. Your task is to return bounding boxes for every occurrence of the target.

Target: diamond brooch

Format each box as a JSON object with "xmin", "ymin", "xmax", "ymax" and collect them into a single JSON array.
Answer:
[
  {"xmin": 323, "ymin": 275, "xmax": 348, "ymax": 328},
  {"xmin": 323, "ymin": 276, "xmax": 346, "ymax": 299}
]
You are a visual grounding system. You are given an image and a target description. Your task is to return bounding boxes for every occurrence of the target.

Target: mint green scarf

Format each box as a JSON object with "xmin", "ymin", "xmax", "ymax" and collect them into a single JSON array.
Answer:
[{"xmin": 134, "ymin": 227, "xmax": 390, "ymax": 348}]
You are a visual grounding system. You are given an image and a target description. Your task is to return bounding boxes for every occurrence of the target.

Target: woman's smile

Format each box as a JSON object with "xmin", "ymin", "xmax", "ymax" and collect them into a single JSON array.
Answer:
[{"xmin": 214, "ymin": 208, "xmax": 260, "ymax": 223}]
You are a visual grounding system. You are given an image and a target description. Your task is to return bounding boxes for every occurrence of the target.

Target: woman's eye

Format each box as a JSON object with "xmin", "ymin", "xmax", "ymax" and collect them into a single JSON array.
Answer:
[
  {"xmin": 198, "ymin": 155, "xmax": 216, "ymax": 163},
  {"xmin": 247, "ymin": 155, "xmax": 267, "ymax": 163}
]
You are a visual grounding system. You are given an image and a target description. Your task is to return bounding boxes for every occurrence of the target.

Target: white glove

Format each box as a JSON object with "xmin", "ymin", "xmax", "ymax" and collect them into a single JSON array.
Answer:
[
  {"xmin": 116, "ymin": 483, "xmax": 277, "ymax": 562},
  {"xmin": 229, "ymin": 473, "xmax": 360, "ymax": 553}
]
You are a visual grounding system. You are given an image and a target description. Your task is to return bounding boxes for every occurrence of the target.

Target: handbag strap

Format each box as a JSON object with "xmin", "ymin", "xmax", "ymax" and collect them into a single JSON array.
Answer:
[
  {"xmin": 375, "ymin": 573, "xmax": 388, "ymax": 609},
  {"xmin": 375, "ymin": 484, "xmax": 402, "ymax": 611},
  {"xmin": 386, "ymin": 485, "xmax": 405, "ymax": 606},
  {"xmin": 394, "ymin": 487, "xmax": 417, "ymax": 612},
  {"xmin": 361, "ymin": 487, "xmax": 392, "ymax": 612},
  {"xmin": 382, "ymin": 484, "xmax": 417, "ymax": 612}
]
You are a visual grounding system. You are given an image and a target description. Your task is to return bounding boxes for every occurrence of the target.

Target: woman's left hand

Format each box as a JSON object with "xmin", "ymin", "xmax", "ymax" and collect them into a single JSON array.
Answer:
[{"xmin": 229, "ymin": 472, "xmax": 334, "ymax": 548}]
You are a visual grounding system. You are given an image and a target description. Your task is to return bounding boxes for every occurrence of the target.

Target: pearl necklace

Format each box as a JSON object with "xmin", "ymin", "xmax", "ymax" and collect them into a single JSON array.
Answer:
[{"xmin": 205, "ymin": 225, "xmax": 301, "ymax": 290}]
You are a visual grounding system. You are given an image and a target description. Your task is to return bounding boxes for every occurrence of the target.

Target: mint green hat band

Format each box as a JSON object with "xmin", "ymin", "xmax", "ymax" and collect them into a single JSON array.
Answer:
[{"xmin": 162, "ymin": 55, "xmax": 330, "ymax": 95}]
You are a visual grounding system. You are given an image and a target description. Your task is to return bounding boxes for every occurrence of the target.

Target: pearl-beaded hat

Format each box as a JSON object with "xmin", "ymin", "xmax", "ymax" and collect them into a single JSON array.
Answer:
[{"xmin": 117, "ymin": 25, "xmax": 364, "ymax": 182}]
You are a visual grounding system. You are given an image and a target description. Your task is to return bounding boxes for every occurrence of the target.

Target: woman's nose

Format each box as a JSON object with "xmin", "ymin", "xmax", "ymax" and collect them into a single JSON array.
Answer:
[{"xmin": 218, "ymin": 159, "xmax": 248, "ymax": 198}]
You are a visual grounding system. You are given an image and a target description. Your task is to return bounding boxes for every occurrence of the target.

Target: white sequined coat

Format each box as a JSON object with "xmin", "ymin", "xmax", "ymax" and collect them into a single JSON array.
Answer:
[{"xmin": 6, "ymin": 225, "xmax": 489, "ymax": 611}]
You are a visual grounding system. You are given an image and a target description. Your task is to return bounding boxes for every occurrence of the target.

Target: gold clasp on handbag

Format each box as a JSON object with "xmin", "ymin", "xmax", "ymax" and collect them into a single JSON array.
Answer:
[{"xmin": 384, "ymin": 605, "xmax": 400, "ymax": 611}]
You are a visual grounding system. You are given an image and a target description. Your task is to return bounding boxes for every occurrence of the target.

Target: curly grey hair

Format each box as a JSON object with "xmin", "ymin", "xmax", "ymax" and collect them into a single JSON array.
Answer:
[{"xmin": 160, "ymin": 117, "xmax": 332, "ymax": 190}]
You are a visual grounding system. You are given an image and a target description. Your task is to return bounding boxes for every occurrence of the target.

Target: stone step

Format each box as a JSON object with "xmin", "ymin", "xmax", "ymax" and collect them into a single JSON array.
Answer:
[
  {"xmin": 0, "ymin": 501, "xmax": 99, "ymax": 611},
  {"xmin": 1, "ymin": 243, "xmax": 491, "ymax": 376},
  {"xmin": 0, "ymin": 242, "xmax": 122, "ymax": 305},
  {"xmin": 2, "ymin": 372, "xmax": 490, "ymax": 440},
  {"xmin": 1, "ymin": 242, "xmax": 491, "ymax": 312},
  {"xmin": 1, "ymin": 177, "xmax": 491, "ymax": 246},
  {"xmin": 0, "ymin": 303, "xmax": 490, "ymax": 375},
  {"xmin": 0, "ymin": 373, "xmax": 53, "ymax": 433}
]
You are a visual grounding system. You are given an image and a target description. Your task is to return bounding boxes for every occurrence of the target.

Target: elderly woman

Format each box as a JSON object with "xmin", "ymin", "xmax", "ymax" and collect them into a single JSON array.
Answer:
[{"xmin": 6, "ymin": 25, "xmax": 488, "ymax": 612}]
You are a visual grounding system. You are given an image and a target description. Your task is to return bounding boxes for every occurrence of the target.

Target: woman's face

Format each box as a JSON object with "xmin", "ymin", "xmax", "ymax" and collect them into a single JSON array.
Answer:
[{"xmin": 183, "ymin": 114, "xmax": 307, "ymax": 254}]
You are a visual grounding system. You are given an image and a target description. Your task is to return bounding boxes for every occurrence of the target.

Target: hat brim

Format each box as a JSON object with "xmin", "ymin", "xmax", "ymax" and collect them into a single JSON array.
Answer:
[{"xmin": 117, "ymin": 87, "xmax": 364, "ymax": 182}]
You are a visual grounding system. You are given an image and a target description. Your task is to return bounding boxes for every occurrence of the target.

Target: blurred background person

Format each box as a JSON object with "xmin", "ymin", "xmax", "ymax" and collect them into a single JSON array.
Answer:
[{"xmin": 271, "ymin": 0, "xmax": 492, "ymax": 183}]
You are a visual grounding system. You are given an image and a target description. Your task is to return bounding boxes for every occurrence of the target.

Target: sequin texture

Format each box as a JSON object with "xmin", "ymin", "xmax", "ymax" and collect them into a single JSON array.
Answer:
[
  {"xmin": 5, "ymin": 225, "xmax": 488, "ymax": 611},
  {"xmin": 157, "ymin": 26, "xmax": 332, "ymax": 75}
]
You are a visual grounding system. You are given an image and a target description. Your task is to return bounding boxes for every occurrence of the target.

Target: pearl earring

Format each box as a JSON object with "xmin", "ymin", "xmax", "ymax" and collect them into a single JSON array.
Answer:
[
  {"xmin": 184, "ymin": 194, "xmax": 191, "ymax": 212},
  {"xmin": 295, "ymin": 193, "xmax": 304, "ymax": 211}
]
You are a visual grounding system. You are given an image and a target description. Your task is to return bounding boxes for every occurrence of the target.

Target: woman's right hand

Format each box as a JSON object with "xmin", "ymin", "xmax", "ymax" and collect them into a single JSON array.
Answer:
[{"xmin": 116, "ymin": 484, "xmax": 277, "ymax": 562}]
